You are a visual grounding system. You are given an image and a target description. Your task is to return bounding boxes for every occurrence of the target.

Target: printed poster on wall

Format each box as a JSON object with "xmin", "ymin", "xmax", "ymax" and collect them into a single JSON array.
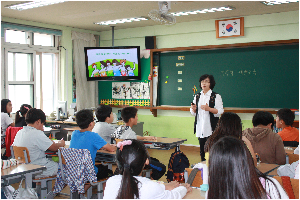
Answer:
[{"xmin": 112, "ymin": 82, "xmax": 150, "ymax": 99}]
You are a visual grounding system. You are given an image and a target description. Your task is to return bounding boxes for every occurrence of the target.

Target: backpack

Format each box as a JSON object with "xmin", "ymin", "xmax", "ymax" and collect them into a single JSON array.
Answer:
[{"xmin": 166, "ymin": 150, "xmax": 190, "ymax": 183}]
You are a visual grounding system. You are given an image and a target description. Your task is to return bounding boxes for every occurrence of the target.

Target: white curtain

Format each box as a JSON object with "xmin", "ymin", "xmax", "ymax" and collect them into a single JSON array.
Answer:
[{"xmin": 72, "ymin": 31, "xmax": 97, "ymax": 110}]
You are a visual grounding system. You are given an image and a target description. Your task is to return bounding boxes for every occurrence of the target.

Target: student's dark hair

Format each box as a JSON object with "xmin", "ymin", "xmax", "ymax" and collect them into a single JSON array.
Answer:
[
  {"xmin": 277, "ymin": 108, "xmax": 295, "ymax": 126},
  {"xmin": 121, "ymin": 107, "xmax": 138, "ymax": 123},
  {"xmin": 204, "ymin": 112, "xmax": 242, "ymax": 152},
  {"xmin": 208, "ymin": 136, "xmax": 280, "ymax": 199},
  {"xmin": 1, "ymin": 99, "xmax": 11, "ymax": 114},
  {"xmin": 116, "ymin": 139, "xmax": 149, "ymax": 199},
  {"xmin": 15, "ymin": 104, "xmax": 32, "ymax": 124},
  {"xmin": 199, "ymin": 74, "xmax": 216, "ymax": 90},
  {"xmin": 95, "ymin": 105, "xmax": 112, "ymax": 122},
  {"xmin": 25, "ymin": 108, "xmax": 46, "ymax": 124},
  {"xmin": 75, "ymin": 109, "xmax": 94, "ymax": 129},
  {"xmin": 252, "ymin": 111, "xmax": 274, "ymax": 129}
]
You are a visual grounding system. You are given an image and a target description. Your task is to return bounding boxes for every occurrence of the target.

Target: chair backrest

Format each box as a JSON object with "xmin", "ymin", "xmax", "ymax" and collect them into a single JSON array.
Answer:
[
  {"xmin": 287, "ymin": 153, "xmax": 299, "ymax": 164},
  {"xmin": 185, "ymin": 168, "xmax": 203, "ymax": 187},
  {"xmin": 57, "ymin": 147, "xmax": 96, "ymax": 183},
  {"xmin": 115, "ymin": 138, "xmax": 124, "ymax": 144},
  {"xmin": 5, "ymin": 127, "xmax": 23, "ymax": 157},
  {"xmin": 57, "ymin": 148, "xmax": 66, "ymax": 180},
  {"xmin": 283, "ymin": 141, "xmax": 299, "ymax": 147},
  {"xmin": 12, "ymin": 146, "xmax": 31, "ymax": 163},
  {"xmin": 273, "ymin": 176, "xmax": 299, "ymax": 199}
]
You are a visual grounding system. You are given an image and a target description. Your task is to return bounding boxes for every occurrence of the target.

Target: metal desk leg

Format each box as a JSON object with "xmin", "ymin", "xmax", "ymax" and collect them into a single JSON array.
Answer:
[{"xmin": 24, "ymin": 173, "xmax": 33, "ymax": 188}]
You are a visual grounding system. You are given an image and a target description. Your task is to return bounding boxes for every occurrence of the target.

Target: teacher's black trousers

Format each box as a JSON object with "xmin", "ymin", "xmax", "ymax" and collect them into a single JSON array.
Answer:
[{"xmin": 198, "ymin": 137, "xmax": 209, "ymax": 162}]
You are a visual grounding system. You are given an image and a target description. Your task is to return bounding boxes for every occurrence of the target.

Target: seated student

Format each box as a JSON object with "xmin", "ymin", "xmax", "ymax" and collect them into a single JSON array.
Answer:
[
  {"xmin": 112, "ymin": 107, "xmax": 155, "ymax": 140},
  {"xmin": 207, "ymin": 136, "xmax": 288, "ymax": 199},
  {"xmin": 70, "ymin": 109, "xmax": 116, "ymax": 181},
  {"xmin": 12, "ymin": 108, "xmax": 65, "ymax": 177},
  {"xmin": 15, "ymin": 104, "xmax": 32, "ymax": 127},
  {"xmin": 112, "ymin": 107, "xmax": 166, "ymax": 180},
  {"xmin": 276, "ymin": 108, "xmax": 299, "ymax": 142},
  {"xmin": 204, "ymin": 112, "xmax": 257, "ymax": 166},
  {"xmin": 92, "ymin": 105, "xmax": 116, "ymax": 144},
  {"xmin": 243, "ymin": 111, "xmax": 286, "ymax": 165},
  {"xmin": 104, "ymin": 139, "xmax": 192, "ymax": 199},
  {"xmin": 1, "ymin": 99, "xmax": 15, "ymax": 135}
]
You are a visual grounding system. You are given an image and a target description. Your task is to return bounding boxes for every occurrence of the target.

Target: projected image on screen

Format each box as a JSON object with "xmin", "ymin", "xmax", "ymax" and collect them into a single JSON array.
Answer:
[{"xmin": 87, "ymin": 48, "xmax": 138, "ymax": 78}]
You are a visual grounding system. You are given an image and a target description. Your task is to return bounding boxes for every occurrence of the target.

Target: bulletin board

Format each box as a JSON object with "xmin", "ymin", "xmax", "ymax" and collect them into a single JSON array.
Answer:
[{"xmin": 158, "ymin": 44, "xmax": 299, "ymax": 109}]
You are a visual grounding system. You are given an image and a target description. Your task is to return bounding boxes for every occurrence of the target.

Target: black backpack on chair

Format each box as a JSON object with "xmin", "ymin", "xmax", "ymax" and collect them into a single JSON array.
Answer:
[{"xmin": 166, "ymin": 150, "xmax": 190, "ymax": 183}]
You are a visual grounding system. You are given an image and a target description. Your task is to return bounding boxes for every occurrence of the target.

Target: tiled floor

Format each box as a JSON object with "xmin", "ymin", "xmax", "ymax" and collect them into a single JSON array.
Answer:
[{"xmin": 10, "ymin": 145, "xmax": 201, "ymax": 199}]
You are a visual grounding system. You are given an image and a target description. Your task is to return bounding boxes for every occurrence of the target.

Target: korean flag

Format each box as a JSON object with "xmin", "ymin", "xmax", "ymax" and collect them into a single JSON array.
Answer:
[{"xmin": 218, "ymin": 19, "xmax": 241, "ymax": 37}]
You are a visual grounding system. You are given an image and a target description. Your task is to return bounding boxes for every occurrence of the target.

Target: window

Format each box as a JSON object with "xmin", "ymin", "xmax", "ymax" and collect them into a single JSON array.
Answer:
[
  {"xmin": 33, "ymin": 33, "xmax": 54, "ymax": 46},
  {"xmin": 6, "ymin": 51, "xmax": 35, "ymax": 113},
  {"xmin": 2, "ymin": 28, "xmax": 60, "ymax": 116},
  {"xmin": 36, "ymin": 53, "xmax": 58, "ymax": 115},
  {"xmin": 5, "ymin": 30, "xmax": 29, "ymax": 44}
]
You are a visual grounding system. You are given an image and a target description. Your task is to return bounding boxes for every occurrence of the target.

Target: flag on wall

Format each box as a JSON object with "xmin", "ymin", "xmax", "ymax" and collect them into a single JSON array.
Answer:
[{"xmin": 218, "ymin": 18, "xmax": 241, "ymax": 37}]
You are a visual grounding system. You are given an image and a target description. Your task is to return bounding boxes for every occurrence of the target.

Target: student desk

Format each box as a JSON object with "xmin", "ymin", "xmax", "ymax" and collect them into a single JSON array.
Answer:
[
  {"xmin": 1, "ymin": 164, "xmax": 46, "ymax": 188},
  {"xmin": 183, "ymin": 188, "xmax": 205, "ymax": 199},
  {"xmin": 284, "ymin": 146, "xmax": 297, "ymax": 154},
  {"xmin": 44, "ymin": 127, "xmax": 60, "ymax": 139},
  {"xmin": 256, "ymin": 163, "xmax": 279, "ymax": 176},
  {"xmin": 143, "ymin": 137, "xmax": 187, "ymax": 151},
  {"xmin": 45, "ymin": 120, "xmax": 78, "ymax": 140},
  {"xmin": 63, "ymin": 127, "xmax": 80, "ymax": 141}
]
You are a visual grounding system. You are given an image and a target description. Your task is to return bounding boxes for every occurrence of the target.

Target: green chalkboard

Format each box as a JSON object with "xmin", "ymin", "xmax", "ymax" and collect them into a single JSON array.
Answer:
[
  {"xmin": 98, "ymin": 57, "xmax": 150, "ymax": 100},
  {"xmin": 159, "ymin": 44, "xmax": 299, "ymax": 109}
]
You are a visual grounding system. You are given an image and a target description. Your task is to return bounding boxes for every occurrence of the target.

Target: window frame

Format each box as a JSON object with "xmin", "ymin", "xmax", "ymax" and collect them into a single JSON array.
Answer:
[{"xmin": 2, "ymin": 29, "xmax": 60, "ymax": 114}]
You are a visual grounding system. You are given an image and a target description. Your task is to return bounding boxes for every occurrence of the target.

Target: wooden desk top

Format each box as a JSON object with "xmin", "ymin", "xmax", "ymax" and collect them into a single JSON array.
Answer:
[
  {"xmin": 284, "ymin": 147, "xmax": 297, "ymax": 154},
  {"xmin": 256, "ymin": 163, "xmax": 279, "ymax": 175},
  {"xmin": 1, "ymin": 164, "xmax": 46, "ymax": 178},
  {"xmin": 97, "ymin": 149, "xmax": 116, "ymax": 154},
  {"xmin": 183, "ymin": 188, "xmax": 206, "ymax": 199},
  {"xmin": 63, "ymin": 127, "xmax": 80, "ymax": 131},
  {"xmin": 46, "ymin": 120, "xmax": 77, "ymax": 125},
  {"xmin": 142, "ymin": 137, "xmax": 187, "ymax": 144}
]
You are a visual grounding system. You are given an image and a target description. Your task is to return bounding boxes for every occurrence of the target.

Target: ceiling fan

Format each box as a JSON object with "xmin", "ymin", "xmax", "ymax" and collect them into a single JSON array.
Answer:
[{"xmin": 148, "ymin": 1, "xmax": 176, "ymax": 25}]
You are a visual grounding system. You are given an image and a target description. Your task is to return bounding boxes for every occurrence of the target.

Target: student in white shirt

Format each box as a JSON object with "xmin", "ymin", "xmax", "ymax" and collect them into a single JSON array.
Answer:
[
  {"xmin": 1, "ymin": 99, "xmax": 15, "ymax": 135},
  {"xmin": 92, "ymin": 105, "xmax": 116, "ymax": 144},
  {"xmin": 207, "ymin": 136, "xmax": 288, "ymax": 199},
  {"xmin": 13, "ymin": 108, "xmax": 65, "ymax": 177},
  {"xmin": 104, "ymin": 139, "xmax": 192, "ymax": 199},
  {"xmin": 190, "ymin": 74, "xmax": 224, "ymax": 161}
]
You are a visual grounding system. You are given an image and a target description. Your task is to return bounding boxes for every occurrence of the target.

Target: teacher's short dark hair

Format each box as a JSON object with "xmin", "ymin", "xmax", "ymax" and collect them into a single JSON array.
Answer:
[
  {"xmin": 199, "ymin": 74, "xmax": 216, "ymax": 90},
  {"xmin": 252, "ymin": 111, "xmax": 274, "ymax": 129}
]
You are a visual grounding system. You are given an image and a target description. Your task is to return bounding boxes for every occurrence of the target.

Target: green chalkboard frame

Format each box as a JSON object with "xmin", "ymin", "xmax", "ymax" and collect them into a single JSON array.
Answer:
[{"xmin": 149, "ymin": 39, "xmax": 299, "ymax": 115}]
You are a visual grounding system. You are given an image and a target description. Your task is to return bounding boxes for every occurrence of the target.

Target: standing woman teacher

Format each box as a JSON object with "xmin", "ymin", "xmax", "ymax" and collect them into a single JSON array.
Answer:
[{"xmin": 190, "ymin": 74, "xmax": 224, "ymax": 161}]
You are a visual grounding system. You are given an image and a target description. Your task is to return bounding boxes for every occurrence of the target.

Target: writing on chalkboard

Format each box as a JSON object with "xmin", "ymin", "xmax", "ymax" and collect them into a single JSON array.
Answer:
[
  {"xmin": 221, "ymin": 69, "xmax": 257, "ymax": 76},
  {"xmin": 238, "ymin": 69, "xmax": 257, "ymax": 75},
  {"xmin": 176, "ymin": 63, "xmax": 184, "ymax": 67}
]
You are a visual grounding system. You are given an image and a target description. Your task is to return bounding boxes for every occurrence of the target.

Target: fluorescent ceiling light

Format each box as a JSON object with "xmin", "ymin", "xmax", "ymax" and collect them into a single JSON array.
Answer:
[
  {"xmin": 95, "ymin": 17, "xmax": 148, "ymax": 26},
  {"xmin": 262, "ymin": 0, "xmax": 299, "ymax": 5},
  {"xmin": 5, "ymin": 1, "xmax": 66, "ymax": 11},
  {"xmin": 171, "ymin": 6, "xmax": 234, "ymax": 17}
]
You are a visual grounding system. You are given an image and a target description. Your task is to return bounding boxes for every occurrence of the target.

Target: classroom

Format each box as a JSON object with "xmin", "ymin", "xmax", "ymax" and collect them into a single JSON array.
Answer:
[{"xmin": 1, "ymin": 1, "xmax": 299, "ymax": 199}]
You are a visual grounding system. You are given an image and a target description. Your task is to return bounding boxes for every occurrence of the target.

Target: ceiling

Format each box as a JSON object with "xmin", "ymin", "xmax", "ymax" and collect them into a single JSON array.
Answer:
[{"xmin": 1, "ymin": 1, "xmax": 299, "ymax": 32}]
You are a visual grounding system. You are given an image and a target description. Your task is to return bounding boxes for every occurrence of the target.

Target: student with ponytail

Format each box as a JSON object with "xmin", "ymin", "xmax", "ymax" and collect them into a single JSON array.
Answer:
[
  {"xmin": 104, "ymin": 140, "xmax": 191, "ymax": 199},
  {"xmin": 15, "ymin": 104, "xmax": 32, "ymax": 127}
]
